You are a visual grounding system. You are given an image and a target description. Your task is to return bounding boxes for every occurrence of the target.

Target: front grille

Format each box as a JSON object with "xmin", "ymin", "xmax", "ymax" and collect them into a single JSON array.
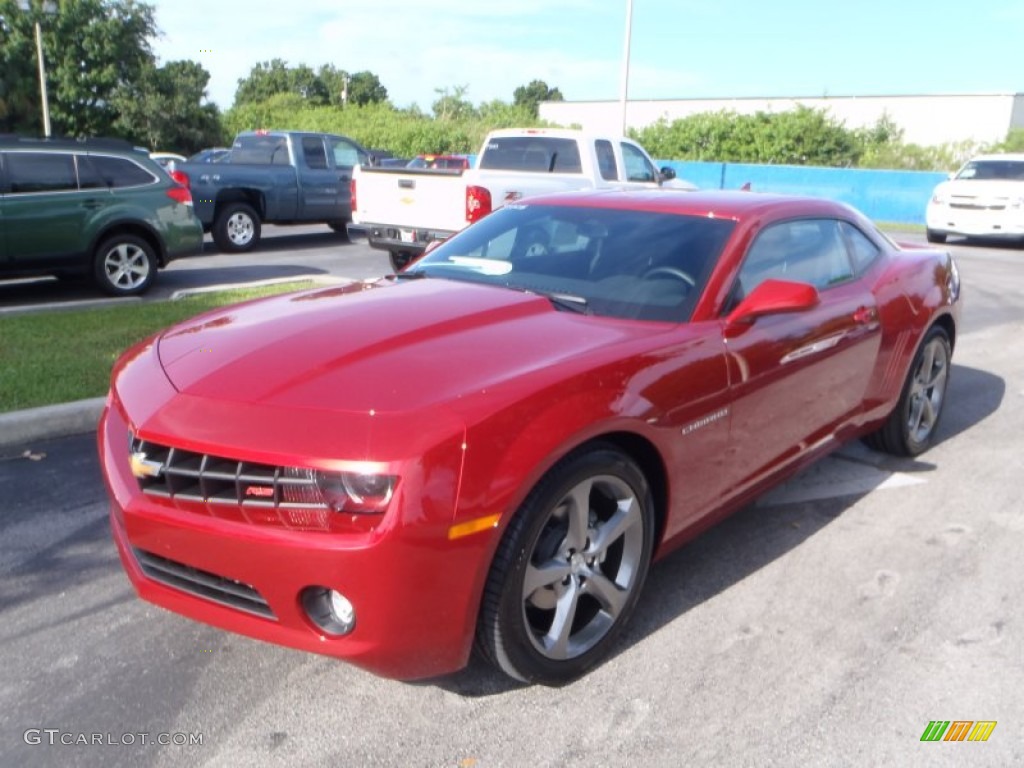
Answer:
[
  {"xmin": 133, "ymin": 548, "xmax": 276, "ymax": 620},
  {"xmin": 130, "ymin": 436, "xmax": 326, "ymax": 510},
  {"xmin": 950, "ymin": 198, "xmax": 1007, "ymax": 211}
]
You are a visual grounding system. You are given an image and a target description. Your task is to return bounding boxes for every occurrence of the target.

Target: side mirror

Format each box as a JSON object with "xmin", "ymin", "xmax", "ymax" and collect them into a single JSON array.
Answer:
[
  {"xmin": 659, "ymin": 166, "xmax": 677, "ymax": 182},
  {"xmin": 725, "ymin": 279, "xmax": 819, "ymax": 329}
]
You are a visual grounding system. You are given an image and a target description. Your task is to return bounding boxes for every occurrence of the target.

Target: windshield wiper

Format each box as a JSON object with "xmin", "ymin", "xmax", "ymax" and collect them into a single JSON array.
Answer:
[
  {"xmin": 390, "ymin": 270, "xmax": 428, "ymax": 280},
  {"xmin": 540, "ymin": 291, "xmax": 590, "ymax": 314}
]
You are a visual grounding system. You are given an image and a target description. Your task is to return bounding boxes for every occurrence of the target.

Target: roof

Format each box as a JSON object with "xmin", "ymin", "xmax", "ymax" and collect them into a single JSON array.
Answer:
[
  {"xmin": 517, "ymin": 188, "xmax": 859, "ymax": 221},
  {"xmin": 0, "ymin": 135, "xmax": 142, "ymax": 153}
]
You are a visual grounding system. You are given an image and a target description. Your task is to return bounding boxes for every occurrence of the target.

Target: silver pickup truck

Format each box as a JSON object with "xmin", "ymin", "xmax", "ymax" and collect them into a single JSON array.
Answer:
[{"xmin": 350, "ymin": 128, "xmax": 693, "ymax": 271}]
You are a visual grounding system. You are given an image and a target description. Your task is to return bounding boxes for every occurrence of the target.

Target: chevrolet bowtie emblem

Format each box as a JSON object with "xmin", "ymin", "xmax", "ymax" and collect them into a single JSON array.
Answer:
[{"xmin": 129, "ymin": 451, "xmax": 164, "ymax": 479}]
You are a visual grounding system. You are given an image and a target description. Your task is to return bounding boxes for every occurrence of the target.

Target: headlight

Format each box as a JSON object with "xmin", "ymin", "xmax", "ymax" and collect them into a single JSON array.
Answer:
[
  {"xmin": 314, "ymin": 471, "xmax": 397, "ymax": 513},
  {"xmin": 930, "ymin": 193, "xmax": 947, "ymax": 206}
]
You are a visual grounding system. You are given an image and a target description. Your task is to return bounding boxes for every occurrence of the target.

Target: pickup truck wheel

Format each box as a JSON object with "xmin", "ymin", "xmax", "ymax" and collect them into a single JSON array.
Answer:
[
  {"xmin": 390, "ymin": 251, "xmax": 415, "ymax": 272},
  {"xmin": 213, "ymin": 203, "xmax": 261, "ymax": 252},
  {"xmin": 327, "ymin": 221, "xmax": 350, "ymax": 240},
  {"xmin": 93, "ymin": 234, "xmax": 157, "ymax": 296}
]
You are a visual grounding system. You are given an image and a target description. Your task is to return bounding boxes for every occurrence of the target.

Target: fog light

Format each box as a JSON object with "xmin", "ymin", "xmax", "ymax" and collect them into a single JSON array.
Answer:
[{"xmin": 301, "ymin": 587, "xmax": 356, "ymax": 636}]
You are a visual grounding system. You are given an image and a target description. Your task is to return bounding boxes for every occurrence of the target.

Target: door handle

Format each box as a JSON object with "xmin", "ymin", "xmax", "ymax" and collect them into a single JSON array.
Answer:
[{"xmin": 853, "ymin": 306, "xmax": 877, "ymax": 324}]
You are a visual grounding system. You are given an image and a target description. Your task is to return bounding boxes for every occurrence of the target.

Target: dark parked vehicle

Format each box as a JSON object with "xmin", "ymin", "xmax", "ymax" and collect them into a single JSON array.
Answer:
[
  {"xmin": 172, "ymin": 130, "xmax": 370, "ymax": 253},
  {"xmin": 0, "ymin": 135, "xmax": 203, "ymax": 296}
]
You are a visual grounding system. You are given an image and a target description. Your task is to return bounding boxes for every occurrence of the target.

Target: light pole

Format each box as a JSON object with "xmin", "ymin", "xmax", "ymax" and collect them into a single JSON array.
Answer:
[
  {"xmin": 619, "ymin": 0, "xmax": 634, "ymax": 135},
  {"xmin": 17, "ymin": 0, "xmax": 58, "ymax": 137}
]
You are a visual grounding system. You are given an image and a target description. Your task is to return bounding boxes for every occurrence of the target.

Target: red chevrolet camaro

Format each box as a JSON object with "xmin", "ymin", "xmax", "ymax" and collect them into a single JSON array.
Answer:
[{"xmin": 99, "ymin": 190, "xmax": 961, "ymax": 685}]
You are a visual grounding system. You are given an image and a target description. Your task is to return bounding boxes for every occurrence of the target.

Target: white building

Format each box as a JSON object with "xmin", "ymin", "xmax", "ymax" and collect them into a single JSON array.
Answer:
[{"xmin": 539, "ymin": 93, "xmax": 1024, "ymax": 147}]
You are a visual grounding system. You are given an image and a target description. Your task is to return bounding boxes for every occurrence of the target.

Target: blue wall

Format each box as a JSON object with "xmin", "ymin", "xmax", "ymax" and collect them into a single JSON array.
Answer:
[{"xmin": 659, "ymin": 160, "xmax": 947, "ymax": 225}]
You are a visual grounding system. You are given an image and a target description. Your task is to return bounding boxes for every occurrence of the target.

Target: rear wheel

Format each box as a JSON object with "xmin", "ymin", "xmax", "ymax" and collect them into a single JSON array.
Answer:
[
  {"xmin": 93, "ymin": 234, "xmax": 156, "ymax": 296},
  {"xmin": 476, "ymin": 444, "xmax": 654, "ymax": 685},
  {"xmin": 864, "ymin": 325, "xmax": 951, "ymax": 456},
  {"xmin": 328, "ymin": 221, "xmax": 350, "ymax": 240},
  {"xmin": 213, "ymin": 202, "xmax": 261, "ymax": 252},
  {"xmin": 926, "ymin": 229, "xmax": 947, "ymax": 244}
]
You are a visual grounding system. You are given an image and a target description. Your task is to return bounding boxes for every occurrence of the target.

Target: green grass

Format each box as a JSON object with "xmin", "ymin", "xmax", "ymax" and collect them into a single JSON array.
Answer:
[{"xmin": 0, "ymin": 281, "xmax": 318, "ymax": 413}]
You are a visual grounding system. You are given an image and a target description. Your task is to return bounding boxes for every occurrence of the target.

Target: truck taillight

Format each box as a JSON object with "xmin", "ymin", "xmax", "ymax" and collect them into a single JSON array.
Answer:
[
  {"xmin": 350, "ymin": 179, "xmax": 357, "ymax": 212},
  {"xmin": 466, "ymin": 185, "xmax": 491, "ymax": 223}
]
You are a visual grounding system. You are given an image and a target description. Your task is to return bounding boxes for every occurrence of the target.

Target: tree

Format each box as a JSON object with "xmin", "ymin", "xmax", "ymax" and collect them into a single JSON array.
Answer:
[
  {"xmin": 234, "ymin": 59, "xmax": 296, "ymax": 106},
  {"xmin": 432, "ymin": 85, "xmax": 476, "ymax": 121},
  {"xmin": 0, "ymin": 0, "xmax": 157, "ymax": 136},
  {"xmin": 513, "ymin": 79, "xmax": 563, "ymax": 118},
  {"xmin": 112, "ymin": 60, "xmax": 223, "ymax": 153},
  {"xmin": 234, "ymin": 61, "xmax": 387, "ymax": 108},
  {"xmin": 345, "ymin": 71, "xmax": 387, "ymax": 107}
]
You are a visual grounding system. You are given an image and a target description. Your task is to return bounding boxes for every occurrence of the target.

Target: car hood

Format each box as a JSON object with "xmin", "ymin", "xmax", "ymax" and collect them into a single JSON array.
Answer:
[{"xmin": 155, "ymin": 279, "xmax": 667, "ymax": 417}]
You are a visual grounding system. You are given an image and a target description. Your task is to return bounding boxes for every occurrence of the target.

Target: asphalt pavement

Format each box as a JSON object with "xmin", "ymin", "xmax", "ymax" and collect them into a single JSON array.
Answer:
[{"xmin": 1, "ymin": 231, "xmax": 1022, "ymax": 767}]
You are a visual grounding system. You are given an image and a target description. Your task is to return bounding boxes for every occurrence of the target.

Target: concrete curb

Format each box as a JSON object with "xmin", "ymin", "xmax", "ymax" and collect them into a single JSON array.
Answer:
[{"xmin": 0, "ymin": 397, "xmax": 106, "ymax": 452}]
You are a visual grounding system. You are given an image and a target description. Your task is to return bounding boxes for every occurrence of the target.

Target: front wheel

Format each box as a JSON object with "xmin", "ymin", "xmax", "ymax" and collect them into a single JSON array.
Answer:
[
  {"xmin": 926, "ymin": 229, "xmax": 947, "ymax": 244},
  {"xmin": 213, "ymin": 202, "xmax": 261, "ymax": 252},
  {"xmin": 389, "ymin": 250, "xmax": 415, "ymax": 272},
  {"xmin": 93, "ymin": 234, "xmax": 157, "ymax": 296},
  {"xmin": 476, "ymin": 444, "xmax": 655, "ymax": 685},
  {"xmin": 864, "ymin": 325, "xmax": 951, "ymax": 456}
]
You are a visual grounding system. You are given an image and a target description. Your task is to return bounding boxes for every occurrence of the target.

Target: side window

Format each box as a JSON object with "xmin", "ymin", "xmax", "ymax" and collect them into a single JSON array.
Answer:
[
  {"xmin": 75, "ymin": 155, "xmax": 107, "ymax": 190},
  {"xmin": 839, "ymin": 221, "xmax": 880, "ymax": 274},
  {"xmin": 620, "ymin": 142, "xmax": 656, "ymax": 183},
  {"xmin": 731, "ymin": 219, "xmax": 856, "ymax": 308},
  {"xmin": 329, "ymin": 138, "xmax": 361, "ymax": 168},
  {"xmin": 302, "ymin": 137, "xmax": 328, "ymax": 170},
  {"xmin": 6, "ymin": 152, "xmax": 77, "ymax": 194},
  {"xmin": 595, "ymin": 140, "xmax": 618, "ymax": 181},
  {"xmin": 87, "ymin": 155, "xmax": 157, "ymax": 188}
]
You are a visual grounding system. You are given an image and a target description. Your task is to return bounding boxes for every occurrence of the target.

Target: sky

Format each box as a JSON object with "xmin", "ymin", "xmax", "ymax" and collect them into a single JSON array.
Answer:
[{"xmin": 149, "ymin": 0, "xmax": 1024, "ymax": 112}]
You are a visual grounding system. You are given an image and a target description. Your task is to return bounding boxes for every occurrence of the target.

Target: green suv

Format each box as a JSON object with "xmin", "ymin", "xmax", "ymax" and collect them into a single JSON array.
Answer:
[{"xmin": 0, "ymin": 136, "xmax": 203, "ymax": 296}]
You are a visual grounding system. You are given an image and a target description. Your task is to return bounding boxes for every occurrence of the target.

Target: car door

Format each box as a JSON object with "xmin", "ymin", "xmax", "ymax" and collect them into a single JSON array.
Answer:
[
  {"xmin": 618, "ymin": 141, "xmax": 661, "ymax": 189},
  {"xmin": 327, "ymin": 136, "xmax": 366, "ymax": 219},
  {"xmin": 296, "ymin": 135, "xmax": 339, "ymax": 221},
  {"xmin": 1, "ymin": 151, "xmax": 94, "ymax": 269},
  {"xmin": 718, "ymin": 218, "xmax": 882, "ymax": 498}
]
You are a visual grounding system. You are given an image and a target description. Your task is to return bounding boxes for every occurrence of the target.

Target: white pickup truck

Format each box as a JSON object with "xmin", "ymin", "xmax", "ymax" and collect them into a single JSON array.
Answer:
[{"xmin": 349, "ymin": 128, "xmax": 693, "ymax": 271}]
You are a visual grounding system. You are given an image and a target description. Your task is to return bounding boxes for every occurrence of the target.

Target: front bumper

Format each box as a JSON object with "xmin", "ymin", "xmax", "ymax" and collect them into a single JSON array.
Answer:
[
  {"xmin": 926, "ymin": 203, "xmax": 1024, "ymax": 239},
  {"xmin": 99, "ymin": 398, "xmax": 488, "ymax": 681}
]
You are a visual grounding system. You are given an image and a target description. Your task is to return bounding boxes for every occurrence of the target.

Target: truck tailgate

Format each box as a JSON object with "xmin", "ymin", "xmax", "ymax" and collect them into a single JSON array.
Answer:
[{"xmin": 353, "ymin": 168, "xmax": 467, "ymax": 232}]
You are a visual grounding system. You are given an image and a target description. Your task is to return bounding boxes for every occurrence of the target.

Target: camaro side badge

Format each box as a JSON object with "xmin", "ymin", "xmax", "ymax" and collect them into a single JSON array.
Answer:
[
  {"xmin": 681, "ymin": 408, "xmax": 729, "ymax": 435},
  {"xmin": 129, "ymin": 451, "xmax": 164, "ymax": 479}
]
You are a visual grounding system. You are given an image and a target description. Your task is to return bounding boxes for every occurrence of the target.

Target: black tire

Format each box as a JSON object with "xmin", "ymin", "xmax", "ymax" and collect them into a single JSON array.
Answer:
[
  {"xmin": 926, "ymin": 229, "xmax": 947, "ymax": 244},
  {"xmin": 864, "ymin": 325, "xmax": 951, "ymax": 456},
  {"xmin": 389, "ymin": 250, "xmax": 415, "ymax": 272},
  {"xmin": 476, "ymin": 444, "xmax": 655, "ymax": 685},
  {"xmin": 212, "ymin": 202, "xmax": 261, "ymax": 252},
  {"xmin": 92, "ymin": 234, "xmax": 157, "ymax": 296},
  {"xmin": 327, "ymin": 221, "xmax": 350, "ymax": 240}
]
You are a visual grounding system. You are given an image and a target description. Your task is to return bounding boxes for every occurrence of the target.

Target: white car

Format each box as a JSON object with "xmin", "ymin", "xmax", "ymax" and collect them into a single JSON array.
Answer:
[
  {"xmin": 925, "ymin": 153, "xmax": 1024, "ymax": 243},
  {"xmin": 149, "ymin": 152, "xmax": 187, "ymax": 170}
]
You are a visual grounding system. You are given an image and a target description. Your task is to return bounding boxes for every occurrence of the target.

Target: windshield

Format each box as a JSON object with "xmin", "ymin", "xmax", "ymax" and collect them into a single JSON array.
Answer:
[
  {"xmin": 406, "ymin": 203, "xmax": 735, "ymax": 322},
  {"xmin": 955, "ymin": 160, "xmax": 1024, "ymax": 181}
]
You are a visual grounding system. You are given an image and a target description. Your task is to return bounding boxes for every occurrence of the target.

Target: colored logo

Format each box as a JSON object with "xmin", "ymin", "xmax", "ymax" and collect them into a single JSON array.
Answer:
[
  {"xmin": 129, "ymin": 451, "xmax": 163, "ymax": 479},
  {"xmin": 920, "ymin": 721, "xmax": 996, "ymax": 742},
  {"xmin": 245, "ymin": 486, "xmax": 274, "ymax": 498}
]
